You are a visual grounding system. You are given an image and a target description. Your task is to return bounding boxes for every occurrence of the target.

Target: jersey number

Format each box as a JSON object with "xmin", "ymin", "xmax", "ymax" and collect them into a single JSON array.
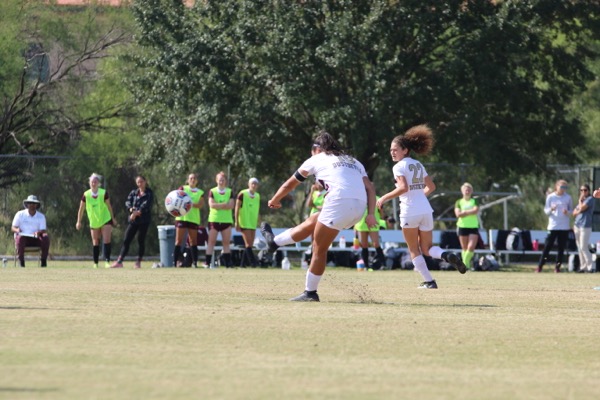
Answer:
[{"xmin": 408, "ymin": 163, "xmax": 424, "ymax": 185}]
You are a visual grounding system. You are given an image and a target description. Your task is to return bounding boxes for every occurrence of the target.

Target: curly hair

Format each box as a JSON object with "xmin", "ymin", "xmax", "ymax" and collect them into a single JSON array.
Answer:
[
  {"xmin": 392, "ymin": 124, "xmax": 434, "ymax": 156},
  {"xmin": 312, "ymin": 130, "xmax": 345, "ymax": 157}
]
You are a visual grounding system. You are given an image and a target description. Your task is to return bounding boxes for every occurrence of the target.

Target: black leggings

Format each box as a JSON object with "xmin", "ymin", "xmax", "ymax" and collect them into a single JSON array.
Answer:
[
  {"xmin": 118, "ymin": 223, "xmax": 150, "ymax": 260},
  {"xmin": 538, "ymin": 230, "xmax": 569, "ymax": 268}
]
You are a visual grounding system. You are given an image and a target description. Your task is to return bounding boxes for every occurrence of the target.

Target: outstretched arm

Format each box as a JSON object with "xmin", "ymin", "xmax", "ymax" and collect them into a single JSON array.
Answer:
[{"xmin": 268, "ymin": 171, "xmax": 306, "ymax": 209}]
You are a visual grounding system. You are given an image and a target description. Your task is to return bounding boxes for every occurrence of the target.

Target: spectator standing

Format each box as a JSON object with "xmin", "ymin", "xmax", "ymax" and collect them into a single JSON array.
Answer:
[
  {"xmin": 111, "ymin": 175, "xmax": 154, "ymax": 269},
  {"xmin": 377, "ymin": 125, "xmax": 466, "ymax": 289},
  {"xmin": 235, "ymin": 177, "xmax": 261, "ymax": 267},
  {"xmin": 174, "ymin": 173, "xmax": 204, "ymax": 267},
  {"xmin": 76, "ymin": 173, "xmax": 116, "ymax": 268},
  {"xmin": 536, "ymin": 179, "xmax": 573, "ymax": 273},
  {"xmin": 206, "ymin": 171, "xmax": 235, "ymax": 268},
  {"xmin": 572, "ymin": 184, "xmax": 595, "ymax": 273},
  {"xmin": 454, "ymin": 182, "xmax": 480, "ymax": 270},
  {"xmin": 12, "ymin": 195, "xmax": 50, "ymax": 267},
  {"xmin": 261, "ymin": 130, "xmax": 378, "ymax": 301}
]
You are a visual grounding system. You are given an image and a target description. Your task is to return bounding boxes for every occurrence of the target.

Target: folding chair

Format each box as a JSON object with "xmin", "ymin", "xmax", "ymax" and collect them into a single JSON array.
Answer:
[{"xmin": 14, "ymin": 245, "xmax": 42, "ymax": 267}]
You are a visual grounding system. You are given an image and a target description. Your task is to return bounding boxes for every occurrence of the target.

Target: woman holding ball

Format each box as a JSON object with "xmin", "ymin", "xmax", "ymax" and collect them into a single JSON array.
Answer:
[{"xmin": 174, "ymin": 173, "xmax": 204, "ymax": 268}]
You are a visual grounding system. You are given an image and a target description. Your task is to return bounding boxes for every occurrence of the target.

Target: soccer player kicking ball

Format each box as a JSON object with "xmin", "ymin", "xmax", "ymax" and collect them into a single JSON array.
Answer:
[{"xmin": 261, "ymin": 130, "xmax": 378, "ymax": 302}]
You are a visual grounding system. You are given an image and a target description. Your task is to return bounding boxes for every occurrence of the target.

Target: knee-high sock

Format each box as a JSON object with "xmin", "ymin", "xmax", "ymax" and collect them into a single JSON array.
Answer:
[
  {"xmin": 428, "ymin": 245, "xmax": 444, "ymax": 260},
  {"xmin": 191, "ymin": 246, "xmax": 198, "ymax": 265},
  {"xmin": 305, "ymin": 271, "xmax": 322, "ymax": 291},
  {"xmin": 173, "ymin": 245, "xmax": 181, "ymax": 266},
  {"xmin": 103, "ymin": 243, "xmax": 111, "ymax": 261},
  {"xmin": 463, "ymin": 250, "xmax": 474, "ymax": 269},
  {"xmin": 93, "ymin": 245, "xmax": 100, "ymax": 264},
  {"xmin": 375, "ymin": 247, "xmax": 385, "ymax": 265},
  {"xmin": 361, "ymin": 248, "xmax": 370, "ymax": 269},
  {"xmin": 205, "ymin": 253, "xmax": 212, "ymax": 267},
  {"xmin": 274, "ymin": 229, "xmax": 294, "ymax": 247},
  {"xmin": 413, "ymin": 255, "xmax": 434, "ymax": 282},
  {"xmin": 223, "ymin": 253, "xmax": 232, "ymax": 267},
  {"xmin": 245, "ymin": 247, "xmax": 256, "ymax": 267}
]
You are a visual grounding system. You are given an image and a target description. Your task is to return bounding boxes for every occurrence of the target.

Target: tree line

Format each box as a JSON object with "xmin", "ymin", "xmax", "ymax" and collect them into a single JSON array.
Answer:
[{"xmin": 0, "ymin": 0, "xmax": 599, "ymax": 254}]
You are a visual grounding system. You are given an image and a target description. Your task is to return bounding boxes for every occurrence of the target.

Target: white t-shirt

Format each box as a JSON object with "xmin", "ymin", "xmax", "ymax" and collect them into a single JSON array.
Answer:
[
  {"xmin": 299, "ymin": 152, "xmax": 367, "ymax": 202},
  {"xmin": 12, "ymin": 209, "xmax": 47, "ymax": 235},
  {"xmin": 544, "ymin": 192, "xmax": 572, "ymax": 230},
  {"xmin": 392, "ymin": 157, "xmax": 433, "ymax": 217}
]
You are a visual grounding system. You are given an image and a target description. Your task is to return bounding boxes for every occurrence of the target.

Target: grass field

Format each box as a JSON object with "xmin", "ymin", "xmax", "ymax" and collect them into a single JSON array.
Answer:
[{"xmin": 1, "ymin": 262, "xmax": 600, "ymax": 400}]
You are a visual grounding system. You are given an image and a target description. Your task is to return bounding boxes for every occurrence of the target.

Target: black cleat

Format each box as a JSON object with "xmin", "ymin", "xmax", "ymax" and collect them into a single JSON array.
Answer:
[
  {"xmin": 260, "ymin": 222, "xmax": 279, "ymax": 253},
  {"xmin": 290, "ymin": 290, "xmax": 320, "ymax": 302},
  {"xmin": 418, "ymin": 280, "xmax": 438, "ymax": 289},
  {"xmin": 446, "ymin": 252, "xmax": 467, "ymax": 274}
]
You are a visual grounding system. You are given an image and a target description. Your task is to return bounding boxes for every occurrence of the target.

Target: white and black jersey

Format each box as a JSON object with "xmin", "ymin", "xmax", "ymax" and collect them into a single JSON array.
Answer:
[
  {"xmin": 392, "ymin": 156, "xmax": 433, "ymax": 217},
  {"xmin": 299, "ymin": 153, "xmax": 368, "ymax": 202}
]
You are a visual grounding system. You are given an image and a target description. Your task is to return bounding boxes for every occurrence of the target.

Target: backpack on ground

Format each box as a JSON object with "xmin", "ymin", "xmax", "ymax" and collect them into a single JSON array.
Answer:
[
  {"xmin": 478, "ymin": 254, "xmax": 500, "ymax": 271},
  {"xmin": 505, "ymin": 228, "xmax": 533, "ymax": 251}
]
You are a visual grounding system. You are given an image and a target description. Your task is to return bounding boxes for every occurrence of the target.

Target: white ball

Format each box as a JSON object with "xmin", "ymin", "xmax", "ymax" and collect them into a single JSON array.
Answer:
[{"xmin": 164, "ymin": 190, "xmax": 192, "ymax": 217}]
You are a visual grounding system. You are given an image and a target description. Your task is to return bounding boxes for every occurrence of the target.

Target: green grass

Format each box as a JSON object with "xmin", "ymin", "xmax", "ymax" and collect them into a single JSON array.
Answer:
[{"xmin": 1, "ymin": 263, "xmax": 600, "ymax": 400}]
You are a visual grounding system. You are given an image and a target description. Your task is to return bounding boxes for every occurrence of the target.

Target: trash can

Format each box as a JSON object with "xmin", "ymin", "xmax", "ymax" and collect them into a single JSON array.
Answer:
[{"xmin": 157, "ymin": 225, "xmax": 176, "ymax": 267}]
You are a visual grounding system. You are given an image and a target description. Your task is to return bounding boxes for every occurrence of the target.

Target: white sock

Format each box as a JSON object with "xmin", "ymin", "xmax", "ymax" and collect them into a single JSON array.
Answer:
[
  {"xmin": 428, "ymin": 245, "xmax": 444, "ymax": 260},
  {"xmin": 305, "ymin": 271, "xmax": 322, "ymax": 291},
  {"xmin": 274, "ymin": 229, "xmax": 294, "ymax": 247},
  {"xmin": 413, "ymin": 255, "xmax": 434, "ymax": 282}
]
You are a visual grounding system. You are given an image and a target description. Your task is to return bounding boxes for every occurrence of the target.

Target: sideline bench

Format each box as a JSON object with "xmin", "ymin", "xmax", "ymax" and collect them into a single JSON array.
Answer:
[{"xmin": 201, "ymin": 228, "xmax": 600, "ymax": 267}]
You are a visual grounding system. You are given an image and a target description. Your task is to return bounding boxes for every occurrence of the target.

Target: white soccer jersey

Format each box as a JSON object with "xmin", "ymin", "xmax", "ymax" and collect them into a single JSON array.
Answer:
[
  {"xmin": 392, "ymin": 157, "xmax": 433, "ymax": 217},
  {"xmin": 299, "ymin": 152, "xmax": 367, "ymax": 202}
]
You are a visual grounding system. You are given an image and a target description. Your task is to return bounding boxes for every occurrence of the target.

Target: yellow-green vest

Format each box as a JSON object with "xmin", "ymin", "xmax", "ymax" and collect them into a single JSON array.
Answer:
[
  {"xmin": 208, "ymin": 187, "xmax": 233, "ymax": 223},
  {"xmin": 176, "ymin": 185, "xmax": 204, "ymax": 225},
  {"xmin": 237, "ymin": 189, "xmax": 260, "ymax": 229},
  {"xmin": 354, "ymin": 196, "xmax": 382, "ymax": 232},
  {"xmin": 84, "ymin": 188, "xmax": 111, "ymax": 229}
]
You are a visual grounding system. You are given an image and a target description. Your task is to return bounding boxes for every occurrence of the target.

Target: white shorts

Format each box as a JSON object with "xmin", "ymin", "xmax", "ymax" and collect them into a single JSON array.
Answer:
[
  {"xmin": 318, "ymin": 198, "xmax": 366, "ymax": 231},
  {"xmin": 399, "ymin": 213, "xmax": 434, "ymax": 231}
]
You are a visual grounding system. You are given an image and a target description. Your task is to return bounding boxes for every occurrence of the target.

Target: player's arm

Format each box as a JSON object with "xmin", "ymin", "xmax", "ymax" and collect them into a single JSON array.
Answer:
[
  {"xmin": 377, "ymin": 175, "xmax": 407, "ymax": 208},
  {"xmin": 363, "ymin": 177, "xmax": 378, "ymax": 228},
  {"xmin": 423, "ymin": 175, "xmax": 435, "ymax": 196},
  {"xmin": 269, "ymin": 170, "xmax": 307, "ymax": 209},
  {"xmin": 76, "ymin": 200, "xmax": 85, "ymax": 230}
]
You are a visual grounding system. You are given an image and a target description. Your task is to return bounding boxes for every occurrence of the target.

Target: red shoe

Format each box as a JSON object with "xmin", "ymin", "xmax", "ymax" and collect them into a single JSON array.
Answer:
[
  {"xmin": 134, "ymin": 261, "xmax": 141, "ymax": 269},
  {"xmin": 535, "ymin": 266, "xmax": 542, "ymax": 273},
  {"xmin": 110, "ymin": 261, "xmax": 123, "ymax": 268},
  {"xmin": 554, "ymin": 267, "xmax": 561, "ymax": 273}
]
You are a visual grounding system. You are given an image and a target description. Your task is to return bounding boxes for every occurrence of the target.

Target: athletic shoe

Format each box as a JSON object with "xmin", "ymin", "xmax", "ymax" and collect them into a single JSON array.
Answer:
[
  {"xmin": 93, "ymin": 263, "xmax": 98, "ymax": 269},
  {"xmin": 290, "ymin": 290, "xmax": 320, "ymax": 302},
  {"xmin": 418, "ymin": 280, "xmax": 438, "ymax": 289},
  {"xmin": 535, "ymin": 266, "xmax": 542, "ymax": 273},
  {"xmin": 260, "ymin": 222, "xmax": 279, "ymax": 253},
  {"xmin": 446, "ymin": 252, "xmax": 467, "ymax": 274},
  {"xmin": 104, "ymin": 261, "xmax": 111, "ymax": 269},
  {"xmin": 110, "ymin": 261, "xmax": 123, "ymax": 268},
  {"xmin": 555, "ymin": 266, "xmax": 561, "ymax": 273},
  {"xmin": 134, "ymin": 261, "xmax": 141, "ymax": 269}
]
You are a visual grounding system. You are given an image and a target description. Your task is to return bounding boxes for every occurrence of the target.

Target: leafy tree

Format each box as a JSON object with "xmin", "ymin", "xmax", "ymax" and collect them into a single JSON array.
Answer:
[
  {"xmin": 0, "ymin": 1, "xmax": 132, "ymax": 187},
  {"xmin": 130, "ymin": 0, "xmax": 600, "ymax": 184}
]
